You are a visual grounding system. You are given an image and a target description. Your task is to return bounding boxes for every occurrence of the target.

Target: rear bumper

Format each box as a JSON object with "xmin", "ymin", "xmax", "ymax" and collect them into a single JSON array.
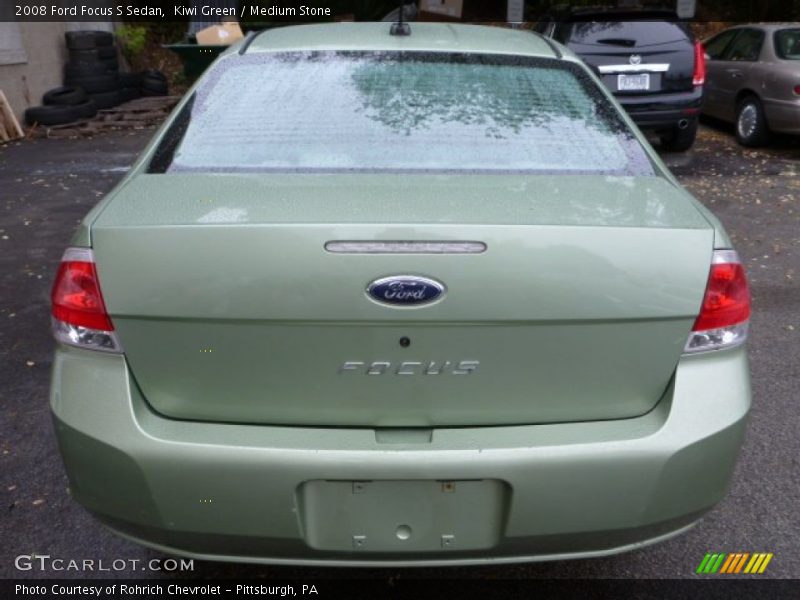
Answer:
[
  {"xmin": 50, "ymin": 344, "xmax": 750, "ymax": 566},
  {"xmin": 617, "ymin": 87, "xmax": 703, "ymax": 129}
]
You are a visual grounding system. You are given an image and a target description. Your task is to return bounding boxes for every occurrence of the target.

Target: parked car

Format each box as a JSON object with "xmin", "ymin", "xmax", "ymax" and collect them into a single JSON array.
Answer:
[
  {"xmin": 535, "ymin": 8, "xmax": 706, "ymax": 151},
  {"xmin": 50, "ymin": 23, "xmax": 750, "ymax": 566},
  {"xmin": 701, "ymin": 24, "xmax": 800, "ymax": 146}
]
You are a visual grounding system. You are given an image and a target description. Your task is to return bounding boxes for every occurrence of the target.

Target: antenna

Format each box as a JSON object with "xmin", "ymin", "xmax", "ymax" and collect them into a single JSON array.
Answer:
[{"xmin": 390, "ymin": 1, "xmax": 411, "ymax": 36}]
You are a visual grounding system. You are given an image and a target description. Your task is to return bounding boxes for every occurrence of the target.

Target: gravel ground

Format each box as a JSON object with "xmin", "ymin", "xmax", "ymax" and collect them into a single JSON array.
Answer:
[{"xmin": 0, "ymin": 122, "xmax": 798, "ymax": 581}]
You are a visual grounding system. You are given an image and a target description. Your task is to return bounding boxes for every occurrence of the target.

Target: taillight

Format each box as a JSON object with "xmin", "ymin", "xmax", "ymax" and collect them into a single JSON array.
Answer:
[
  {"xmin": 51, "ymin": 247, "xmax": 121, "ymax": 353},
  {"xmin": 793, "ymin": 85, "xmax": 800, "ymax": 96},
  {"xmin": 684, "ymin": 250, "xmax": 750, "ymax": 354},
  {"xmin": 693, "ymin": 41, "xmax": 706, "ymax": 86}
]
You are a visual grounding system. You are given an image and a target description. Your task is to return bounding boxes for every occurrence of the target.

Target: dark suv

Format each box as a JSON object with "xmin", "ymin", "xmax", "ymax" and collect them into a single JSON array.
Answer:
[{"xmin": 535, "ymin": 9, "xmax": 706, "ymax": 151}]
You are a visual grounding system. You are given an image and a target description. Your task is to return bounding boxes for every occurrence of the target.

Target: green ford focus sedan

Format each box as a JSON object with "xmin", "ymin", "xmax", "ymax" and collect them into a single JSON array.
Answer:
[{"xmin": 49, "ymin": 23, "xmax": 751, "ymax": 565}]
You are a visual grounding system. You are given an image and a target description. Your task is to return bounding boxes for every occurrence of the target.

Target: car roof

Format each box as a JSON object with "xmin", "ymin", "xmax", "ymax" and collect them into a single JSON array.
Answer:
[
  {"xmin": 541, "ymin": 7, "xmax": 679, "ymax": 21},
  {"xmin": 244, "ymin": 22, "xmax": 566, "ymax": 60},
  {"xmin": 717, "ymin": 23, "xmax": 800, "ymax": 32}
]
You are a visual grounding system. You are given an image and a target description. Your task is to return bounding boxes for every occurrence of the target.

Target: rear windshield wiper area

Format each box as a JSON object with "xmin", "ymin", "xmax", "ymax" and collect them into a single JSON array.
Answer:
[{"xmin": 595, "ymin": 38, "xmax": 637, "ymax": 47}]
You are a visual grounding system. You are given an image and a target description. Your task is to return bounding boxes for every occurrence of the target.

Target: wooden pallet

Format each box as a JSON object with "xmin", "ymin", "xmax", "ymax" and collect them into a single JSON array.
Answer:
[
  {"xmin": 36, "ymin": 95, "xmax": 181, "ymax": 139},
  {"xmin": 0, "ymin": 90, "xmax": 24, "ymax": 143}
]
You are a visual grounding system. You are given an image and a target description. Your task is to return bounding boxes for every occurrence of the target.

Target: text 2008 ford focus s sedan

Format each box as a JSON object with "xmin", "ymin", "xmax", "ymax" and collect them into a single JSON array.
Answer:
[{"xmin": 50, "ymin": 23, "xmax": 751, "ymax": 566}]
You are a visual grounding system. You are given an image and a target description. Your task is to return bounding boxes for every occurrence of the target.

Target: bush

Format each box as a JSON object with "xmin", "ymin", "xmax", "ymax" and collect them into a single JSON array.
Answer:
[{"xmin": 115, "ymin": 25, "xmax": 148, "ymax": 61}]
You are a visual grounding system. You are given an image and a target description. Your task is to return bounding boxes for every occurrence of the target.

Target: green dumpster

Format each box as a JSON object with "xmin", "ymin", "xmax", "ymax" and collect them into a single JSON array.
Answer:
[{"xmin": 164, "ymin": 44, "xmax": 227, "ymax": 81}]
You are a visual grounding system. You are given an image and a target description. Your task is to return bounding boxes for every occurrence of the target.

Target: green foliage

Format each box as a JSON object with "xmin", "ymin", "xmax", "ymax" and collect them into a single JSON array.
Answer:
[
  {"xmin": 143, "ymin": 22, "xmax": 188, "ymax": 44},
  {"xmin": 116, "ymin": 25, "xmax": 148, "ymax": 58}
]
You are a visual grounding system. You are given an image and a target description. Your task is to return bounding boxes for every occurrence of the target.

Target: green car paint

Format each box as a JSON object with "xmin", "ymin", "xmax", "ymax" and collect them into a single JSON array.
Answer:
[
  {"xmin": 51, "ymin": 23, "xmax": 750, "ymax": 564},
  {"xmin": 92, "ymin": 174, "xmax": 713, "ymax": 427}
]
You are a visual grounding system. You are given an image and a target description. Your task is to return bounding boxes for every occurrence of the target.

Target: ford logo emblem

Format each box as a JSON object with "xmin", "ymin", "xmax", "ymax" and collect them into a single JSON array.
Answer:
[{"xmin": 367, "ymin": 276, "xmax": 445, "ymax": 306}]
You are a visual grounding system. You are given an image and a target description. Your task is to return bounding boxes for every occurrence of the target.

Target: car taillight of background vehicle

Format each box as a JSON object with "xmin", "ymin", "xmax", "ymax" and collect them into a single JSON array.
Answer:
[
  {"xmin": 684, "ymin": 250, "xmax": 750, "ymax": 354},
  {"xmin": 793, "ymin": 84, "xmax": 800, "ymax": 96},
  {"xmin": 693, "ymin": 41, "xmax": 706, "ymax": 86},
  {"xmin": 51, "ymin": 247, "xmax": 122, "ymax": 353}
]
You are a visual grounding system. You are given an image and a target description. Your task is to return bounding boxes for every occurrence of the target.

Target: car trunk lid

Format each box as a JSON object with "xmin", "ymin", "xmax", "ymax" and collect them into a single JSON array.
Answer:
[{"xmin": 91, "ymin": 173, "xmax": 713, "ymax": 427}]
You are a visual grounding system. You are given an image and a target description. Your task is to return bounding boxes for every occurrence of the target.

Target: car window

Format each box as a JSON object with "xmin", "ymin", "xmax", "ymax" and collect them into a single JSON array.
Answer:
[
  {"xmin": 155, "ymin": 52, "xmax": 653, "ymax": 176},
  {"xmin": 774, "ymin": 28, "xmax": 800, "ymax": 60},
  {"xmin": 704, "ymin": 30, "xmax": 739, "ymax": 60},
  {"xmin": 567, "ymin": 21, "xmax": 688, "ymax": 47},
  {"xmin": 726, "ymin": 28, "xmax": 765, "ymax": 61}
]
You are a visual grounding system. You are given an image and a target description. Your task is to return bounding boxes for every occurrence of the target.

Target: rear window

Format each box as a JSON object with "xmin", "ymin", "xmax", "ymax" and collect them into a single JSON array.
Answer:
[
  {"xmin": 153, "ymin": 51, "xmax": 652, "ymax": 176},
  {"xmin": 775, "ymin": 29, "xmax": 800, "ymax": 60},
  {"xmin": 568, "ymin": 21, "xmax": 689, "ymax": 47}
]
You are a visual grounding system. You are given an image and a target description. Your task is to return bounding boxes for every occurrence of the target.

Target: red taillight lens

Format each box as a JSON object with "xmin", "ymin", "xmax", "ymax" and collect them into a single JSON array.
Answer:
[
  {"xmin": 693, "ymin": 41, "xmax": 706, "ymax": 86},
  {"xmin": 692, "ymin": 257, "xmax": 750, "ymax": 332},
  {"xmin": 51, "ymin": 253, "xmax": 114, "ymax": 331},
  {"xmin": 794, "ymin": 85, "xmax": 800, "ymax": 96},
  {"xmin": 685, "ymin": 250, "xmax": 750, "ymax": 354}
]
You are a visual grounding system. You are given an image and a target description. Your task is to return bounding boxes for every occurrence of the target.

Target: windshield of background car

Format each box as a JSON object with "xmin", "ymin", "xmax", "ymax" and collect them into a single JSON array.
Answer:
[
  {"xmin": 155, "ymin": 51, "xmax": 654, "ymax": 175},
  {"xmin": 567, "ymin": 20, "xmax": 689, "ymax": 47},
  {"xmin": 775, "ymin": 29, "xmax": 800, "ymax": 59}
]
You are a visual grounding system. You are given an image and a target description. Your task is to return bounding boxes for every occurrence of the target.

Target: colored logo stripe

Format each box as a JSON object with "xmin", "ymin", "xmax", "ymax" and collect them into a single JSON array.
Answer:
[
  {"xmin": 733, "ymin": 553, "xmax": 750, "ymax": 573},
  {"xmin": 719, "ymin": 553, "xmax": 749, "ymax": 573},
  {"xmin": 697, "ymin": 553, "xmax": 726, "ymax": 573},
  {"xmin": 744, "ymin": 553, "xmax": 774, "ymax": 574},
  {"xmin": 719, "ymin": 553, "xmax": 737, "ymax": 573},
  {"xmin": 697, "ymin": 552, "xmax": 773, "ymax": 574}
]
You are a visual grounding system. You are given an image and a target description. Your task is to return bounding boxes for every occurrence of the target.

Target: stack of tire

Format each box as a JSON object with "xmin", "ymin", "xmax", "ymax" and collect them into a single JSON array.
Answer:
[
  {"xmin": 23, "ymin": 31, "xmax": 120, "ymax": 126},
  {"xmin": 63, "ymin": 30, "xmax": 125, "ymax": 110},
  {"xmin": 24, "ymin": 30, "xmax": 170, "ymax": 127},
  {"xmin": 64, "ymin": 31, "xmax": 169, "ymax": 102}
]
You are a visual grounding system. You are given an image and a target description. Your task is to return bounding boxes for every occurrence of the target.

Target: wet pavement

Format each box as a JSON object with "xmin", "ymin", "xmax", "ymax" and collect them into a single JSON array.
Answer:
[{"xmin": 1, "ymin": 123, "xmax": 798, "ymax": 580}]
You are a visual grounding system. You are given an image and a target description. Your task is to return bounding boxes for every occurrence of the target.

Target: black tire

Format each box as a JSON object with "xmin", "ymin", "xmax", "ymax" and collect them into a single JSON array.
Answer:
[
  {"xmin": 119, "ymin": 87, "xmax": 142, "ymax": 103},
  {"xmin": 24, "ymin": 104, "xmax": 79, "ymax": 127},
  {"xmin": 69, "ymin": 48, "xmax": 100, "ymax": 62},
  {"xmin": 72, "ymin": 99, "xmax": 98, "ymax": 120},
  {"xmin": 65, "ymin": 61, "xmax": 110, "ymax": 79},
  {"xmin": 141, "ymin": 80, "xmax": 168, "ymax": 95},
  {"xmin": 141, "ymin": 73, "xmax": 168, "ymax": 95},
  {"xmin": 100, "ymin": 57, "xmax": 120, "ymax": 73},
  {"xmin": 42, "ymin": 86, "xmax": 87, "ymax": 106},
  {"xmin": 87, "ymin": 89, "xmax": 123, "ymax": 110},
  {"xmin": 735, "ymin": 96, "xmax": 770, "ymax": 147},
  {"xmin": 660, "ymin": 118, "xmax": 698, "ymax": 152},
  {"xmin": 93, "ymin": 31, "xmax": 114, "ymax": 47},
  {"xmin": 97, "ymin": 46, "xmax": 117, "ymax": 59},
  {"xmin": 65, "ymin": 31, "xmax": 96, "ymax": 51},
  {"xmin": 119, "ymin": 72, "xmax": 142, "ymax": 88},
  {"xmin": 65, "ymin": 74, "xmax": 119, "ymax": 94},
  {"xmin": 140, "ymin": 69, "xmax": 167, "ymax": 84}
]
